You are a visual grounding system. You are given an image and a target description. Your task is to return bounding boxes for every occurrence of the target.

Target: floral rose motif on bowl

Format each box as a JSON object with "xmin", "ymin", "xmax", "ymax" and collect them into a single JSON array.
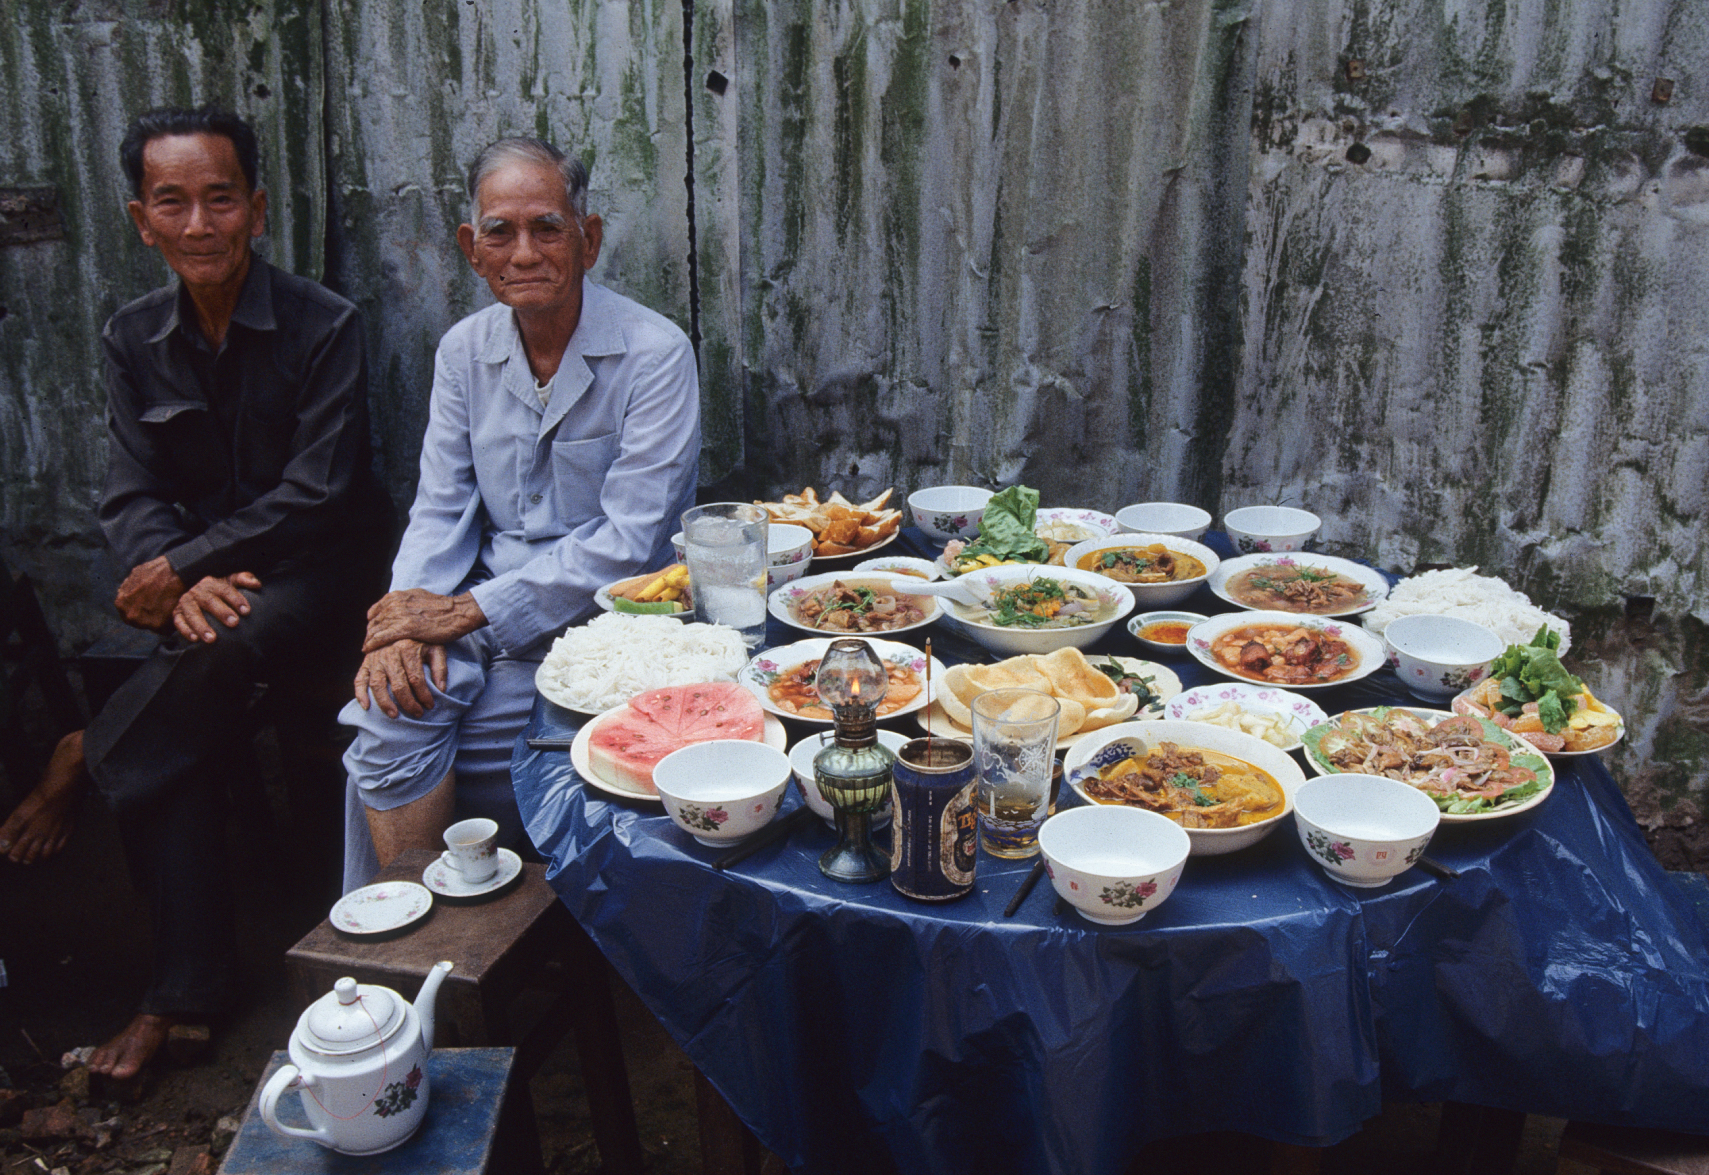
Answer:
[
  {"xmin": 931, "ymin": 513, "xmax": 972, "ymax": 533},
  {"xmin": 1100, "ymin": 879, "xmax": 1158, "ymax": 909},
  {"xmin": 676, "ymin": 803, "xmax": 730, "ymax": 833},
  {"xmin": 1306, "ymin": 829, "xmax": 1357, "ymax": 867}
]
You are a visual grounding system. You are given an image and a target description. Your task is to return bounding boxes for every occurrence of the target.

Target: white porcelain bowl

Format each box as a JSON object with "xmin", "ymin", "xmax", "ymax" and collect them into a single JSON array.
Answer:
[
  {"xmin": 1115, "ymin": 502, "xmax": 1212, "ymax": 540},
  {"xmin": 1184, "ymin": 610, "xmax": 1388, "ymax": 691},
  {"xmin": 1062, "ymin": 533, "xmax": 1220, "ymax": 608},
  {"xmin": 1383, "ymin": 614, "xmax": 1504, "ymax": 702},
  {"xmin": 767, "ymin": 571, "xmax": 943, "ymax": 638},
  {"xmin": 907, "ymin": 486, "xmax": 993, "ymax": 542},
  {"xmin": 652, "ymin": 741, "xmax": 792, "ymax": 847},
  {"xmin": 1063, "ymin": 720, "xmax": 1306, "ymax": 855},
  {"xmin": 1223, "ymin": 506, "xmax": 1322, "ymax": 554},
  {"xmin": 1034, "ymin": 507, "xmax": 1121, "ymax": 543},
  {"xmin": 1127, "ymin": 611, "xmax": 1207, "ymax": 656},
  {"xmin": 787, "ymin": 729, "xmax": 909, "ymax": 828},
  {"xmin": 942, "ymin": 564, "xmax": 1135, "ymax": 656},
  {"xmin": 852, "ymin": 554, "xmax": 940, "ymax": 581},
  {"xmin": 1038, "ymin": 805, "xmax": 1190, "ymax": 925},
  {"xmin": 767, "ymin": 524, "xmax": 816, "ymax": 566},
  {"xmin": 1293, "ymin": 773, "xmax": 1440, "ymax": 888},
  {"xmin": 767, "ymin": 552, "xmax": 814, "ymax": 593}
]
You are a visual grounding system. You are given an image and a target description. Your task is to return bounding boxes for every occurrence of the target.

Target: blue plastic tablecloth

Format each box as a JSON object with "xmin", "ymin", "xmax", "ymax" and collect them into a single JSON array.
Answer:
[{"xmin": 511, "ymin": 533, "xmax": 1709, "ymax": 1175}]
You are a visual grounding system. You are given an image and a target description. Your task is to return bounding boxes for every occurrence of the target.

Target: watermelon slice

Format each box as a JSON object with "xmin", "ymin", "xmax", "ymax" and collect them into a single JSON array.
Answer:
[{"xmin": 587, "ymin": 683, "xmax": 765, "ymax": 794}]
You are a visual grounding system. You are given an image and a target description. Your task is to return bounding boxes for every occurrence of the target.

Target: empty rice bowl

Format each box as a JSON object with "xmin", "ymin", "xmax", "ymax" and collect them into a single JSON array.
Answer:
[
  {"xmin": 768, "ymin": 524, "xmax": 816, "ymax": 566},
  {"xmin": 1039, "ymin": 805, "xmax": 1189, "ymax": 925},
  {"xmin": 787, "ymin": 729, "xmax": 909, "ymax": 828},
  {"xmin": 908, "ymin": 486, "xmax": 993, "ymax": 542},
  {"xmin": 536, "ymin": 613, "xmax": 749, "ymax": 714},
  {"xmin": 1363, "ymin": 567, "xmax": 1570, "ymax": 653},
  {"xmin": 1293, "ymin": 774, "xmax": 1440, "ymax": 888},
  {"xmin": 1223, "ymin": 506, "xmax": 1321, "ymax": 554},
  {"xmin": 1384, "ymin": 614, "xmax": 1505, "ymax": 702},
  {"xmin": 1062, "ymin": 719, "xmax": 1306, "ymax": 855},
  {"xmin": 653, "ymin": 740, "xmax": 792, "ymax": 847},
  {"xmin": 1115, "ymin": 502, "xmax": 1212, "ymax": 540}
]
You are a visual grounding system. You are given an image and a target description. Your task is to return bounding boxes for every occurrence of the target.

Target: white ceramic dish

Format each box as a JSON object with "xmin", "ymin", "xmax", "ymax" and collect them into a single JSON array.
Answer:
[
  {"xmin": 593, "ymin": 580, "xmax": 692, "ymax": 620},
  {"xmin": 911, "ymin": 655, "xmax": 1182, "ymax": 751},
  {"xmin": 1127, "ymin": 611, "xmax": 1208, "ymax": 656},
  {"xmin": 535, "ymin": 618, "xmax": 750, "ymax": 717},
  {"xmin": 767, "ymin": 572, "xmax": 944, "ymax": 639},
  {"xmin": 569, "ymin": 709, "xmax": 788, "ymax": 802},
  {"xmin": 1383, "ymin": 614, "xmax": 1503, "ymax": 701},
  {"xmin": 1294, "ymin": 774, "xmax": 1440, "ymax": 888},
  {"xmin": 1062, "ymin": 533, "xmax": 1221, "ymax": 608},
  {"xmin": 1163, "ymin": 683, "xmax": 1328, "ymax": 752},
  {"xmin": 787, "ymin": 729, "xmax": 909, "ymax": 828},
  {"xmin": 1038, "ymin": 805, "xmax": 1190, "ymax": 926},
  {"xmin": 739, "ymin": 637, "xmax": 944, "ymax": 725},
  {"xmin": 767, "ymin": 524, "xmax": 816, "ymax": 565},
  {"xmin": 1299, "ymin": 706, "xmax": 1556, "ymax": 823},
  {"xmin": 1223, "ymin": 506, "xmax": 1322, "ymax": 554},
  {"xmin": 422, "ymin": 847, "xmax": 522, "ymax": 899},
  {"xmin": 852, "ymin": 554, "xmax": 941, "ymax": 581},
  {"xmin": 1114, "ymin": 502, "xmax": 1211, "ymax": 540},
  {"xmin": 329, "ymin": 882, "xmax": 433, "ymax": 936},
  {"xmin": 1184, "ymin": 610, "xmax": 1387, "ymax": 691},
  {"xmin": 908, "ymin": 485, "xmax": 993, "ymax": 541},
  {"xmin": 1063, "ymin": 719, "xmax": 1307, "ymax": 856},
  {"xmin": 653, "ymin": 740, "xmax": 793, "ymax": 847},
  {"xmin": 941, "ymin": 565, "xmax": 1135, "ymax": 657},
  {"xmin": 1208, "ymin": 553, "xmax": 1390, "ymax": 618},
  {"xmin": 1035, "ymin": 507, "xmax": 1121, "ymax": 542},
  {"xmin": 1450, "ymin": 686, "xmax": 1626, "ymax": 759}
]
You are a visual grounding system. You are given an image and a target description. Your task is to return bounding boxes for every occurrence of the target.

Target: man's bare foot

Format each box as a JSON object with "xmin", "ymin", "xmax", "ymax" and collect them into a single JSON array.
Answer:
[
  {"xmin": 0, "ymin": 730, "xmax": 86, "ymax": 865},
  {"xmin": 88, "ymin": 1013, "xmax": 176, "ymax": 1080}
]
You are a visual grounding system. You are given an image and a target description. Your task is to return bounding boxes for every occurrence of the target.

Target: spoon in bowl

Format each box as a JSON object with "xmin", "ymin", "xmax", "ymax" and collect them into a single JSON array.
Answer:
[{"xmin": 888, "ymin": 578, "xmax": 988, "ymax": 607}]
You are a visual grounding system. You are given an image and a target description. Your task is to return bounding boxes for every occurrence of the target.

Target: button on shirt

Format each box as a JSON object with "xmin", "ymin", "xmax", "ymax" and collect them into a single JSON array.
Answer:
[{"xmin": 389, "ymin": 278, "xmax": 700, "ymax": 655}]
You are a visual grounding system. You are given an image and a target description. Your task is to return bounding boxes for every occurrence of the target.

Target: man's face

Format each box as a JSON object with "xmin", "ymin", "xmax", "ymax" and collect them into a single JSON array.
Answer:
[
  {"xmin": 457, "ymin": 160, "xmax": 602, "ymax": 316},
  {"xmin": 127, "ymin": 133, "xmax": 266, "ymax": 292}
]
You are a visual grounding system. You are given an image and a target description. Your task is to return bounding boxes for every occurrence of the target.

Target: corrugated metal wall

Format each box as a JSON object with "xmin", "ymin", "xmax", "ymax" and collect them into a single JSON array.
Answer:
[{"xmin": 1, "ymin": 0, "xmax": 1704, "ymax": 855}]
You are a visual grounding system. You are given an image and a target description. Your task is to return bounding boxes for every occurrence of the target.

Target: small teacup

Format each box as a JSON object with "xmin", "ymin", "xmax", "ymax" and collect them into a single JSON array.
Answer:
[{"xmin": 441, "ymin": 817, "xmax": 499, "ymax": 885}]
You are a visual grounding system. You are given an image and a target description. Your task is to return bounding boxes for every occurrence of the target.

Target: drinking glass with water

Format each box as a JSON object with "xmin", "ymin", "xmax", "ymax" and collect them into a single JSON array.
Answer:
[{"xmin": 681, "ymin": 503, "xmax": 769, "ymax": 647}]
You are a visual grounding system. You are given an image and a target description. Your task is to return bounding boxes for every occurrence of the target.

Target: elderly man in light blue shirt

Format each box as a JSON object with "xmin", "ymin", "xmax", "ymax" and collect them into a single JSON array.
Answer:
[{"xmin": 339, "ymin": 138, "xmax": 698, "ymax": 888}]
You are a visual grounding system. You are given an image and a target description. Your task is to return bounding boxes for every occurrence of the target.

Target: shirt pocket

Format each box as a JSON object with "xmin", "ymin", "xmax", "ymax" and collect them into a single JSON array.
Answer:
[
  {"xmin": 549, "ymin": 432, "xmax": 619, "ymax": 524},
  {"xmin": 138, "ymin": 402, "xmax": 226, "ymax": 493}
]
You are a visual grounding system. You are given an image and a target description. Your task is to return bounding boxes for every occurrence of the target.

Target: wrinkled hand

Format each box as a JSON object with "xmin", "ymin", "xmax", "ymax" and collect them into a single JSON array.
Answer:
[
  {"xmin": 354, "ymin": 639, "xmax": 450, "ymax": 719},
  {"xmin": 362, "ymin": 588, "xmax": 487, "ymax": 652},
  {"xmin": 172, "ymin": 572, "xmax": 262, "ymax": 644},
  {"xmin": 114, "ymin": 556, "xmax": 187, "ymax": 631}
]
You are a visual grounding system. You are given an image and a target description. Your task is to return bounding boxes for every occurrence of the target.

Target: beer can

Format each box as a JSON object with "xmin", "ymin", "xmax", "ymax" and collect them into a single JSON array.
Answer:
[{"xmin": 889, "ymin": 738, "xmax": 977, "ymax": 901}]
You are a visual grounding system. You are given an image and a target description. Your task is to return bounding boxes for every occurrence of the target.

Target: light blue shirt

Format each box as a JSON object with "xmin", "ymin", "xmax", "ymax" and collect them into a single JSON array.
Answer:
[{"xmin": 389, "ymin": 278, "xmax": 700, "ymax": 654}]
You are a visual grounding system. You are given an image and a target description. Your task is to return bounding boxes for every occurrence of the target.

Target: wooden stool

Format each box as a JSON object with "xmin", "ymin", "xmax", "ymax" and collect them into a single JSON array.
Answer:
[
  {"xmin": 285, "ymin": 850, "xmax": 642, "ymax": 1174},
  {"xmin": 1557, "ymin": 1122, "xmax": 1709, "ymax": 1174},
  {"xmin": 218, "ymin": 1047, "xmax": 541, "ymax": 1174}
]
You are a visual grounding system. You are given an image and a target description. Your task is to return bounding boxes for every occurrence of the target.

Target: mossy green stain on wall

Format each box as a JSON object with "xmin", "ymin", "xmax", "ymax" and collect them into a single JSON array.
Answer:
[
  {"xmin": 878, "ymin": 0, "xmax": 928, "ymax": 356},
  {"xmin": 1127, "ymin": 256, "xmax": 1154, "ymax": 453}
]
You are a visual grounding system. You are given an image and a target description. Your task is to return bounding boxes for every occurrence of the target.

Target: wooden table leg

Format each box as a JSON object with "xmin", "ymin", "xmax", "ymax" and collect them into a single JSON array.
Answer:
[
  {"xmin": 564, "ymin": 918, "xmax": 644, "ymax": 1175},
  {"xmin": 695, "ymin": 1067, "xmax": 763, "ymax": 1175},
  {"xmin": 1438, "ymin": 1102, "xmax": 1526, "ymax": 1175}
]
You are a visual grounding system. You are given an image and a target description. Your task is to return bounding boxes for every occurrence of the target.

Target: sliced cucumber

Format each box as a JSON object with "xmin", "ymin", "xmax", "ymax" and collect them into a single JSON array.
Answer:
[{"xmin": 613, "ymin": 597, "xmax": 683, "ymax": 615}]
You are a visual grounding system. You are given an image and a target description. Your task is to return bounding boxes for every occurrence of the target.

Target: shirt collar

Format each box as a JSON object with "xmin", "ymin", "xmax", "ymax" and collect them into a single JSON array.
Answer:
[
  {"xmin": 147, "ymin": 255, "xmax": 274, "ymax": 346},
  {"xmin": 475, "ymin": 277, "xmax": 627, "ymax": 365}
]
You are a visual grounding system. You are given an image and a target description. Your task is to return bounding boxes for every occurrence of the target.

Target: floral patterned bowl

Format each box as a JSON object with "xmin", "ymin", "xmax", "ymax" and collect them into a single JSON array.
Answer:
[
  {"xmin": 1383, "ymin": 614, "xmax": 1504, "ymax": 703},
  {"xmin": 1038, "ymin": 805, "xmax": 1189, "ymax": 926},
  {"xmin": 1293, "ymin": 774, "xmax": 1439, "ymax": 888},
  {"xmin": 653, "ymin": 740, "xmax": 791, "ymax": 847},
  {"xmin": 907, "ymin": 486, "xmax": 993, "ymax": 542},
  {"xmin": 1222, "ymin": 506, "xmax": 1321, "ymax": 554}
]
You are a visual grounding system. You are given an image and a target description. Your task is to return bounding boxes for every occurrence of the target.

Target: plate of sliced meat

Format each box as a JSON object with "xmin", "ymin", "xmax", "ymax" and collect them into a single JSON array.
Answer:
[{"xmin": 570, "ymin": 682, "xmax": 786, "ymax": 802}]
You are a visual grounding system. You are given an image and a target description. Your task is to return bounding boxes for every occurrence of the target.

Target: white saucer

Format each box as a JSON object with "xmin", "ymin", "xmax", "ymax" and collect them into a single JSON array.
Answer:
[
  {"xmin": 422, "ymin": 847, "xmax": 523, "ymax": 899},
  {"xmin": 330, "ymin": 881, "xmax": 433, "ymax": 936}
]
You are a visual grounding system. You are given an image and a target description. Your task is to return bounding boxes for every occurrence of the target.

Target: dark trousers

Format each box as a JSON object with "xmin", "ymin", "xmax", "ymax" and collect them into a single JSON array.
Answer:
[{"xmin": 82, "ymin": 556, "xmax": 382, "ymax": 1017}]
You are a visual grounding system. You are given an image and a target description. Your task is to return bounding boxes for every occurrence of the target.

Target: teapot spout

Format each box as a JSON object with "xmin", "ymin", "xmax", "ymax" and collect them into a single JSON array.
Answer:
[{"xmin": 415, "ymin": 961, "xmax": 454, "ymax": 1053}]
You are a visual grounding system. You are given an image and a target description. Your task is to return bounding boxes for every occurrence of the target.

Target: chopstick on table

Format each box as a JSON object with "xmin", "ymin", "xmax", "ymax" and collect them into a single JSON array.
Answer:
[
  {"xmin": 1416, "ymin": 855, "xmax": 1460, "ymax": 881},
  {"xmin": 1004, "ymin": 859, "xmax": 1047, "ymax": 917},
  {"xmin": 714, "ymin": 806, "xmax": 815, "ymax": 871},
  {"xmin": 526, "ymin": 737, "xmax": 575, "ymax": 751}
]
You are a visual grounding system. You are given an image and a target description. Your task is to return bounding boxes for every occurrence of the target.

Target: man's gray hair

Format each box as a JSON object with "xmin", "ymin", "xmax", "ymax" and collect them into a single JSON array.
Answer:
[{"xmin": 466, "ymin": 137, "xmax": 589, "ymax": 224}]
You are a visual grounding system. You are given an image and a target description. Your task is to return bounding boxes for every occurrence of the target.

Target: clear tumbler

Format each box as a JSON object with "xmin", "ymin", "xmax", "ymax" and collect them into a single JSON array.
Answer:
[
  {"xmin": 681, "ymin": 502, "xmax": 769, "ymax": 647},
  {"xmin": 972, "ymin": 688, "xmax": 1062, "ymax": 858}
]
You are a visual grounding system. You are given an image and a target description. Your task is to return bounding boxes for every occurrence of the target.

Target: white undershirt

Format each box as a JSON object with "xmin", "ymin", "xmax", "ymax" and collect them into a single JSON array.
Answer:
[{"xmin": 534, "ymin": 379, "xmax": 552, "ymax": 408}]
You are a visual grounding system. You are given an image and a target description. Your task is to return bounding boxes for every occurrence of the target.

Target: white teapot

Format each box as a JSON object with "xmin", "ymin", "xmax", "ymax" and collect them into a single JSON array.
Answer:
[{"xmin": 259, "ymin": 961, "xmax": 452, "ymax": 1155}]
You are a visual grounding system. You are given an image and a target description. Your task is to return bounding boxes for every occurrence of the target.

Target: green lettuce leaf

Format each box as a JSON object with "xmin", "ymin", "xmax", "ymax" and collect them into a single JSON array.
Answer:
[{"xmin": 956, "ymin": 485, "xmax": 1049, "ymax": 563}]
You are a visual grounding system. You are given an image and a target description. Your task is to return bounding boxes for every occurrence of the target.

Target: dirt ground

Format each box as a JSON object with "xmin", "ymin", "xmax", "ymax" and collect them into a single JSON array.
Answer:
[{"xmin": 0, "ymin": 688, "xmax": 1572, "ymax": 1175}]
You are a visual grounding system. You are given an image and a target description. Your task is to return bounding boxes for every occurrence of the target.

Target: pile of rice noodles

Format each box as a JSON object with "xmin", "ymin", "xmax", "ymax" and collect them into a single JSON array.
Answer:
[
  {"xmin": 538, "ymin": 613, "xmax": 749, "ymax": 713},
  {"xmin": 1362, "ymin": 567, "xmax": 1570, "ymax": 654}
]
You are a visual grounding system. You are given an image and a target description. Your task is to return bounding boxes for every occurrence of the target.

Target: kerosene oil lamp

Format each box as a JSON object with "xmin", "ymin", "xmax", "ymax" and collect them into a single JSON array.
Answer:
[{"xmin": 812, "ymin": 638, "xmax": 894, "ymax": 883}]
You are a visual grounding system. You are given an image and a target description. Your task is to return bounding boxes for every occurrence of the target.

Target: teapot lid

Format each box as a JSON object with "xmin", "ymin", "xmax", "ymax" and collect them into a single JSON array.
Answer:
[{"xmin": 301, "ymin": 977, "xmax": 404, "ymax": 1055}]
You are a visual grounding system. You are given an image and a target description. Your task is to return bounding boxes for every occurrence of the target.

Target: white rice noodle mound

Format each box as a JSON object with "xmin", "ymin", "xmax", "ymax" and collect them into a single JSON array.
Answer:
[
  {"xmin": 538, "ymin": 613, "xmax": 749, "ymax": 713},
  {"xmin": 1362, "ymin": 567, "xmax": 1571, "ymax": 654}
]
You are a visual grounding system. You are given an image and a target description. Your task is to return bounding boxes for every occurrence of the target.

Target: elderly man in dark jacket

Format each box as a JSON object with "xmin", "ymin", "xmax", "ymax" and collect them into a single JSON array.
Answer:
[{"xmin": 0, "ymin": 105, "xmax": 392, "ymax": 1077}]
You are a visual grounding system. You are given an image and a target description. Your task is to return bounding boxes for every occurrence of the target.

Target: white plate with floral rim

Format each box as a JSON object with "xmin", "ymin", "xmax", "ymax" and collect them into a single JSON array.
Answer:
[
  {"xmin": 1208, "ymin": 553, "xmax": 1390, "ymax": 618},
  {"xmin": 1299, "ymin": 706, "xmax": 1555, "ymax": 823},
  {"xmin": 740, "ymin": 638, "xmax": 944, "ymax": 725},
  {"xmin": 1164, "ymin": 683, "xmax": 1328, "ymax": 752},
  {"xmin": 1035, "ymin": 507, "xmax": 1122, "ymax": 540},
  {"xmin": 911, "ymin": 655, "xmax": 1180, "ymax": 751},
  {"xmin": 329, "ymin": 881, "xmax": 433, "ymax": 936},
  {"xmin": 768, "ymin": 571, "xmax": 944, "ymax": 639},
  {"xmin": 569, "ymin": 709, "xmax": 788, "ymax": 803},
  {"xmin": 1184, "ymin": 611, "xmax": 1387, "ymax": 690}
]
